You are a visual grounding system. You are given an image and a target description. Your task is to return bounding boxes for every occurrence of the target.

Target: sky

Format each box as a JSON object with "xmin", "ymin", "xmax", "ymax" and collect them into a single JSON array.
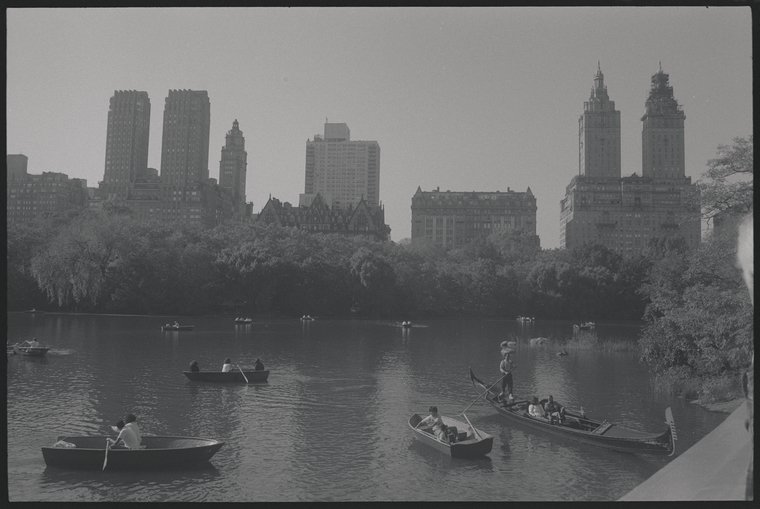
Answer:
[{"xmin": 6, "ymin": 7, "xmax": 753, "ymax": 247}]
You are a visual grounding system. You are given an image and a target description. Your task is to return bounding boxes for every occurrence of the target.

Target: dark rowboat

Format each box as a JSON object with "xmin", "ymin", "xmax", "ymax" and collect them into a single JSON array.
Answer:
[
  {"xmin": 161, "ymin": 324, "xmax": 195, "ymax": 331},
  {"xmin": 42, "ymin": 435, "xmax": 224, "ymax": 470},
  {"xmin": 13, "ymin": 345, "xmax": 50, "ymax": 357},
  {"xmin": 408, "ymin": 413, "xmax": 493, "ymax": 458},
  {"xmin": 183, "ymin": 369, "xmax": 269, "ymax": 383},
  {"xmin": 469, "ymin": 368, "xmax": 676, "ymax": 456}
]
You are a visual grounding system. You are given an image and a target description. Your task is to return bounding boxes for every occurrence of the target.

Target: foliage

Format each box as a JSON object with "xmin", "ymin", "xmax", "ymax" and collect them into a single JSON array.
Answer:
[{"xmin": 699, "ymin": 135, "xmax": 753, "ymax": 220}]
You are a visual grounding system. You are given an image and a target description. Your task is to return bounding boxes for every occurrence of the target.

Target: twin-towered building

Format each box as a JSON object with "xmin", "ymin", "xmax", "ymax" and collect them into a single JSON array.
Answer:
[{"xmin": 560, "ymin": 64, "xmax": 701, "ymax": 256}]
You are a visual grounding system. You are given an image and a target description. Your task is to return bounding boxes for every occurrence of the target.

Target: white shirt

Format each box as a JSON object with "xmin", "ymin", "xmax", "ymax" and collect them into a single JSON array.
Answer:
[
  {"xmin": 528, "ymin": 403, "xmax": 544, "ymax": 418},
  {"xmin": 222, "ymin": 363, "xmax": 233, "ymax": 373},
  {"xmin": 114, "ymin": 426, "xmax": 141, "ymax": 449},
  {"xmin": 124, "ymin": 422, "xmax": 142, "ymax": 444}
]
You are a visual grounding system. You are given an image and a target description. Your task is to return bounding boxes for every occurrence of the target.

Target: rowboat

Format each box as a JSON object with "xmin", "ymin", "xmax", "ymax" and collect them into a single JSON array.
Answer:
[
  {"xmin": 573, "ymin": 321, "xmax": 596, "ymax": 332},
  {"xmin": 469, "ymin": 368, "xmax": 676, "ymax": 455},
  {"xmin": 183, "ymin": 369, "xmax": 269, "ymax": 383},
  {"xmin": 42, "ymin": 436, "xmax": 224, "ymax": 470},
  {"xmin": 161, "ymin": 324, "xmax": 195, "ymax": 331},
  {"xmin": 11, "ymin": 344, "xmax": 50, "ymax": 357},
  {"xmin": 408, "ymin": 413, "xmax": 493, "ymax": 458},
  {"xmin": 516, "ymin": 316, "xmax": 535, "ymax": 323},
  {"xmin": 234, "ymin": 317, "xmax": 253, "ymax": 324}
]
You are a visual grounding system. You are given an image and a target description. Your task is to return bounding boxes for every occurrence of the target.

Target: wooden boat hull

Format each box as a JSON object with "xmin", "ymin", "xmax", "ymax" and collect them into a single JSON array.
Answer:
[
  {"xmin": 183, "ymin": 370, "xmax": 269, "ymax": 383},
  {"xmin": 15, "ymin": 346, "xmax": 50, "ymax": 357},
  {"xmin": 161, "ymin": 325, "xmax": 195, "ymax": 331},
  {"xmin": 469, "ymin": 368, "xmax": 674, "ymax": 455},
  {"xmin": 42, "ymin": 436, "xmax": 224, "ymax": 470},
  {"xmin": 408, "ymin": 414, "xmax": 493, "ymax": 458}
]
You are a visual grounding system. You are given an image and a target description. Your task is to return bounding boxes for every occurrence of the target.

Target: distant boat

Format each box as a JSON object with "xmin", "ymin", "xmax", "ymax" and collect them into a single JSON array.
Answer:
[
  {"xmin": 408, "ymin": 413, "xmax": 493, "ymax": 458},
  {"xmin": 573, "ymin": 322, "xmax": 596, "ymax": 332},
  {"xmin": 42, "ymin": 435, "xmax": 224, "ymax": 470},
  {"xmin": 161, "ymin": 323, "xmax": 195, "ymax": 331},
  {"xmin": 183, "ymin": 369, "xmax": 269, "ymax": 384},
  {"xmin": 234, "ymin": 317, "xmax": 253, "ymax": 324},
  {"xmin": 401, "ymin": 321, "xmax": 413, "ymax": 328},
  {"xmin": 24, "ymin": 308, "xmax": 43, "ymax": 314},
  {"xmin": 516, "ymin": 316, "xmax": 535, "ymax": 323},
  {"xmin": 11, "ymin": 342, "xmax": 50, "ymax": 357},
  {"xmin": 300, "ymin": 315, "xmax": 315, "ymax": 321}
]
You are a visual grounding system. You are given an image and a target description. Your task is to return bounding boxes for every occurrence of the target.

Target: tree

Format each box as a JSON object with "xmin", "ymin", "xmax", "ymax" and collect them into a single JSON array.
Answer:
[{"xmin": 699, "ymin": 135, "xmax": 753, "ymax": 221}]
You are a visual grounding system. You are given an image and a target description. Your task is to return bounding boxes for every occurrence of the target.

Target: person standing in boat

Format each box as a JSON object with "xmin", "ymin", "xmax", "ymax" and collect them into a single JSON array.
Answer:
[
  {"xmin": 221, "ymin": 358, "xmax": 234, "ymax": 372},
  {"xmin": 415, "ymin": 406, "xmax": 448, "ymax": 442},
  {"xmin": 190, "ymin": 360, "xmax": 200, "ymax": 372},
  {"xmin": 124, "ymin": 414, "xmax": 142, "ymax": 445},
  {"xmin": 108, "ymin": 419, "xmax": 141, "ymax": 449},
  {"xmin": 497, "ymin": 348, "xmax": 514, "ymax": 403}
]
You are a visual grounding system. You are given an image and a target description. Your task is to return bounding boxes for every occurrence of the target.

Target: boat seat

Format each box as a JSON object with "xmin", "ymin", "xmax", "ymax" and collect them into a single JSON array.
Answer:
[{"xmin": 592, "ymin": 422, "xmax": 613, "ymax": 435}]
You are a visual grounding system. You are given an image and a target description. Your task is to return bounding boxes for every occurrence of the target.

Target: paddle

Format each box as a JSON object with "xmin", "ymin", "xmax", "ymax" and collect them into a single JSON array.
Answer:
[
  {"xmin": 460, "ymin": 412, "xmax": 482, "ymax": 440},
  {"xmin": 461, "ymin": 373, "xmax": 507, "ymax": 415},
  {"xmin": 236, "ymin": 364, "xmax": 249, "ymax": 384},
  {"xmin": 102, "ymin": 439, "xmax": 110, "ymax": 471}
]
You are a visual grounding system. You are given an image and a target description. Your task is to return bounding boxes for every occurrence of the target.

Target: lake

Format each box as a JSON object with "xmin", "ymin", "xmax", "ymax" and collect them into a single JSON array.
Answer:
[{"xmin": 6, "ymin": 313, "xmax": 728, "ymax": 501}]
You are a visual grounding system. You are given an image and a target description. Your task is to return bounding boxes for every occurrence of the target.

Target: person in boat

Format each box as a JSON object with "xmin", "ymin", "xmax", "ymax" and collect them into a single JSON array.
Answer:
[
  {"xmin": 24, "ymin": 338, "xmax": 41, "ymax": 348},
  {"xmin": 543, "ymin": 395, "xmax": 565, "ymax": 424},
  {"xmin": 173, "ymin": 321, "xmax": 180, "ymax": 327},
  {"xmin": 222, "ymin": 358, "xmax": 234, "ymax": 373},
  {"xmin": 190, "ymin": 360, "xmax": 200, "ymax": 372},
  {"xmin": 124, "ymin": 413, "xmax": 142, "ymax": 445},
  {"xmin": 107, "ymin": 419, "xmax": 141, "ymax": 449},
  {"xmin": 497, "ymin": 348, "xmax": 514, "ymax": 402},
  {"xmin": 254, "ymin": 358, "xmax": 265, "ymax": 371},
  {"xmin": 528, "ymin": 397, "xmax": 546, "ymax": 419},
  {"xmin": 415, "ymin": 406, "xmax": 449, "ymax": 442}
]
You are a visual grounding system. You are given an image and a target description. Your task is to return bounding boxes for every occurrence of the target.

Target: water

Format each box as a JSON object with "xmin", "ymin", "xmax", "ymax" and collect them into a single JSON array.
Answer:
[{"xmin": 7, "ymin": 313, "xmax": 729, "ymax": 501}]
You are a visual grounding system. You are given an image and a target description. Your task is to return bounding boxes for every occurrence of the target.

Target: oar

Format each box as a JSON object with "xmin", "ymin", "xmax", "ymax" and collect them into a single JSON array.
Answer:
[
  {"xmin": 461, "ymin": 373, "xmax": 507, "ymax": 415},
  {"xmin": 236, "ymin": 365, "xmax": 249, "ymax": 384},
  {"xmin": 102, "ymin": 439, "xmax": 110, "ymax": 471},
  {"xmin": 460, "ymin": 412, "xmax": 483, "ymax": 440}
]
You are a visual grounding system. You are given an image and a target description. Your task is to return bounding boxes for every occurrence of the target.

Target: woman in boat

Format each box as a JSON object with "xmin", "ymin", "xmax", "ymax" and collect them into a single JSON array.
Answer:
[
  {"xmin": 24, "ymin": 338, "xmax": 40, "ymax": 348},
  {"xmin": 528, "ymin": 397, "xmax": 546, "ymax": 419},
  {"xmin": 416, "ymin": 406, "xmax": 448, "ymax": 442},
  {"xmin": 221, "ymin": 358, "xmax": 233, "ymax": 373},
  {"xmin": 254, "ymin": 358, "xmax": 265, "ymax": 371},
  {"xmin": 190, "ymin": 360, "xmax": 200, "ymax": 372}
]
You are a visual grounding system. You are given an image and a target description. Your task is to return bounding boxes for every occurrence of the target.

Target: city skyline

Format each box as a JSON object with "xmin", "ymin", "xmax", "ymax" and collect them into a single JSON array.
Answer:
[{"xmin": 6, "ymin": 7, "xmax": 752, "ymax": 246}]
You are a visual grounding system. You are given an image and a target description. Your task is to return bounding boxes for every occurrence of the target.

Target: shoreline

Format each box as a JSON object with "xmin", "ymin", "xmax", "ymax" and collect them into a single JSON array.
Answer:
[{"xmin": 692, "ymin": 398, "xmax": 744, "ymax": 414}]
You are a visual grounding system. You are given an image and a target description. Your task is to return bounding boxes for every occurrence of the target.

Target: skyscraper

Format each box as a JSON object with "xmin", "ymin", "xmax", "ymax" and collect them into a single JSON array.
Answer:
[
  {"xmin": 578, "ymin": 62, "xmax": 621, "ymax": 178},
  {"xmin": 641, "ymin": 63, "xmax": 686, "ymax": 179},
  {"xmin": 560, "ymin": 64, "xmax": 700, "ymax": 256},
  {"xmin": 301, "ymin": 122, "xmax": 380, "ymax": 208},
  {"xmin": 160, "ymin": 89, "xmax": 210, "ymax": 190},
  {"xmin": 219, "ymin": 119, "xmax": 247, "ymax": 213},
  {"xmin": 102, "ymin": 90, "xmax": 150, "ymax": 199}
]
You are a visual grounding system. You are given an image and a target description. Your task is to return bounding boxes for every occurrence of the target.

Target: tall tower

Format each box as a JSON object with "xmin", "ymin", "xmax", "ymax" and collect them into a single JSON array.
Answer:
[
  {"xmin": 219, "ymin": 119, "xmax": 247, "ymax": 209},
  {"xmin": 302, "ymin": 122, "xmax": 380, "ymax": 208},
  {"xmin": 160, "ymin": 89, "xmax": 211, "ymax": 189},
  {"xmin": 102, "ymin": 90, "xmax": 150, "ymax": 199},
  {"xmin": 641, "ymin": 64, "xmax": 685, "ymax": 179},
  {"xmin": 578, "ymin": 62, "xmax": 621, "ymax": 178}
]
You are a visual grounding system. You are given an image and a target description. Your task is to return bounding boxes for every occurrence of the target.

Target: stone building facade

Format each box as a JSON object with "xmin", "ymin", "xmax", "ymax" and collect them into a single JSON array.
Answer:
[
  {"xmin": 560, "ymin": 64, "xmax": 701, "ymax": 256},
  {"xmin": 256, "ymin": 193, "xmax": 390, "ymax": 241},
  {"xmin": 411, "ymin": 186, "xmax": 540, "ymax": 250}
]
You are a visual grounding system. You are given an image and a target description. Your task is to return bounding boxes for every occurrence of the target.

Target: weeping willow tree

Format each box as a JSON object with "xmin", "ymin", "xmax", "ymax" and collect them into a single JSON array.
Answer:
[{"xmin": 30, "ymin": 212, "xmax": 134, "ymax": 309}]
